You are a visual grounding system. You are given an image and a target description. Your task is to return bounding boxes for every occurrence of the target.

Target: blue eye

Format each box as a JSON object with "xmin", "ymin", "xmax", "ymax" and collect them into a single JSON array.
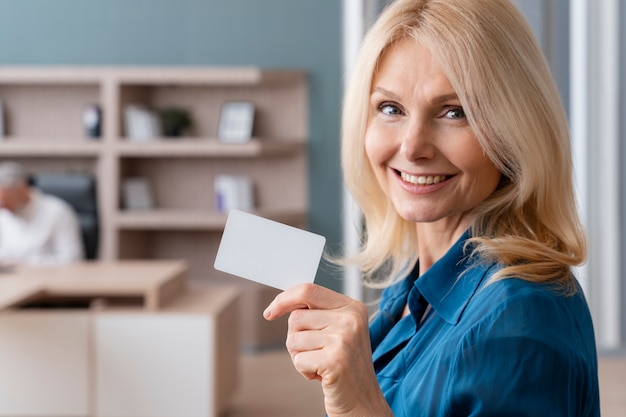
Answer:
[
  {"xmin": 379, "ymin": 102, "xmax": 403, "ymax": 116},
  {"xmin": 445, "ymin": 107, "xmax": 466, "ymax": 119}
]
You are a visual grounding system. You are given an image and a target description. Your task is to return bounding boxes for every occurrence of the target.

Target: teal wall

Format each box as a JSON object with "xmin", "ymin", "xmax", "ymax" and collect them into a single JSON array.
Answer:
[{"xmin": 0, "ymin": 0, "xmax": 344, "ymax": 291}]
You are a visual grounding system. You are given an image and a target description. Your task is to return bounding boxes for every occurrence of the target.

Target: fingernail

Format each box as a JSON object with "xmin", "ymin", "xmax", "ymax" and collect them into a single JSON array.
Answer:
[{"xmin": 263, "ymin": 306, "xmax": 271, "ymax": 319}]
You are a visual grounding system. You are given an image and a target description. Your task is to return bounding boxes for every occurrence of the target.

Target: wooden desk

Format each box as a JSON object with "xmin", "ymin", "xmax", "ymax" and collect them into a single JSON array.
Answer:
[
  {"xmin": 0, "ymin": 260, "xmax": 187, "ymax": 311},
  {"xmin": 0, "ymin": 261, "xmax": 240, "ymax": 417}
]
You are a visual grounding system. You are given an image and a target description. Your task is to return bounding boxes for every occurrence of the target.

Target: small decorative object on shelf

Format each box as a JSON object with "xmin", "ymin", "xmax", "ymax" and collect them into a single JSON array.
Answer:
[
  {"xmin": 160, "ymin": 107, "xmax": 192, "ymax": 138},
  {"xmin": 124, "ymin": 104, "xmax": 162, "ymax": 141},
  {"xmin": 122, "ymin": 177, "xmax": 155, "ymax": 210},
  {"xmin": 218, "ymin": 101, "xmax": 255, "ymax": 143},
  {"xmin": 215, "ymin": 174, "xmax": 254, "ymax": 212},
  {"xmin": 83, "ymin": 103, "xmax": 102, "ymax": 139}
]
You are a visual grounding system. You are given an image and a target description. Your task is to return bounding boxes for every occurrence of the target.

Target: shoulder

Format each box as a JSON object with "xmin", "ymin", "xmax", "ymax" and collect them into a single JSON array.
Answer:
[
  {"xmin": 463, "ymin": 272, "xmax": 596, "ymax": 357},
  {"xmin": 32, "ymin": 191, "xmax": 77, "ymax": 219},
  {"xmin": 474, "ymin": 272, "xmax": 590, "ymax": 318}
]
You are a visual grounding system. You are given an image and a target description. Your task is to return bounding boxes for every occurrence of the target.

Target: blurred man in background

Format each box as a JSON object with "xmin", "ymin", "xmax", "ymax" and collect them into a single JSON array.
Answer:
[{"xmin": 0, "ymin": 161, "xmax": 83, "ymax": 267}]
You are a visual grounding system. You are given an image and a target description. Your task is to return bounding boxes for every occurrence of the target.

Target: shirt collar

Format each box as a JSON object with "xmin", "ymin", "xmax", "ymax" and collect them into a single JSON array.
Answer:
[
  {"xmin": 378, "ymin": 265, "xmax": 418, "ymax": 317},
  {"xmin": 415, "ymin": 230, "xmax": 493, "ymax": 325}
]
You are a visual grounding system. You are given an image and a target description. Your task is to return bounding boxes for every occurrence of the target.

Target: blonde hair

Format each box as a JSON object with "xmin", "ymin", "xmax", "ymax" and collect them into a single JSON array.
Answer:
[{"xmin": 341, "ymin": 0, "xmax": 586, "ymax": 290}]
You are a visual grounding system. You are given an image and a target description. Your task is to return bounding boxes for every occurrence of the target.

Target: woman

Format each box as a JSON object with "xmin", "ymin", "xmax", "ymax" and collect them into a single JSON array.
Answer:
[{"xmin": 264, "ymin": 0, "xmax": 600, "ymax": 416}]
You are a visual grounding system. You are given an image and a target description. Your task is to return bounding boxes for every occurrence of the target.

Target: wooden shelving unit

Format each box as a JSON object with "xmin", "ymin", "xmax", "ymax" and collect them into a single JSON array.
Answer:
[
  {"xmin": 0, "ymin": 66, "xmax": 309, "ymax": 283},
  {"xmin": 113, "ymin": 138, "xmax": 306, "ymax": 157}
]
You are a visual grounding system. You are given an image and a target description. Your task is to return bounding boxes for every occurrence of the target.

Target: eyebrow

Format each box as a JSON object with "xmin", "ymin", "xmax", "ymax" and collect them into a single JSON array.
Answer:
[
  {"xmin": 371, "ymin": 87, "xmax": 401, "ymax": 100},
  {"xmin": 371, "ymin": 87, "xmax": 460, "ymax": 105},
  {"xmin": 430, "ymin": 93, "xmax": 459, "ymax": 105}
]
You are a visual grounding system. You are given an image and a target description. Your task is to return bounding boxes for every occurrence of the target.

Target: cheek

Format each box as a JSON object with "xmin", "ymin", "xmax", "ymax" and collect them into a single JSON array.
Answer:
[
  {"xmin": 457, "ymin": 145, "xmax": 501, "ymax": 191},
  {"xmin": 364, "ymin": 124, "xmax": 393, "ymax": 168},
  {"xmin": 364, "ymin": 134, "xmax": 376, "ymax": 168},
  {"xmin": 363, "ymin": 126, "xmax": 394, "ymax": 194},
  {"xmin": 480, "ymin": 162, "xmax": 502, "ymax": 192}
]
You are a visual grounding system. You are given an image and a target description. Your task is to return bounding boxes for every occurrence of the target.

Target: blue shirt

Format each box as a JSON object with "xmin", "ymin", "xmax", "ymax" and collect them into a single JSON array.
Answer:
[{"xmin": 370, "ymin": 232, "xmax": 600, "ymax": 416}]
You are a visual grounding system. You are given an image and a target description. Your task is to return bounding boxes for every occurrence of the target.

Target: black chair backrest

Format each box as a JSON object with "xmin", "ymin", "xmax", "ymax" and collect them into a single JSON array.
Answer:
[{"xmin": 30, "ymin": 173, "xmax": 99, "ymax": 260}]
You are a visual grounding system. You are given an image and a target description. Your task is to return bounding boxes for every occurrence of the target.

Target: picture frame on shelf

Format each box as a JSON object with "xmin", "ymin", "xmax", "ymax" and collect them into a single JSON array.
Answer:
[
  {"xmin": 122, "ymin": 177, "xmax": 155, "ymax": 210},
  {"xmin": 217, "ymin": 101, "xmax": 255, "ymax": 143}
]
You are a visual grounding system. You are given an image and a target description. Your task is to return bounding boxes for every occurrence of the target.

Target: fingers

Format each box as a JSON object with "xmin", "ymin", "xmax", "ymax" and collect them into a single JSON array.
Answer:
[
  {"xmin": 283, "ymin": 315, "xmax": 333, "ymax": 382},
  {"xmin": 284, "ymin": 307, "xmax": 370, "ymax": 371},
  {"xmin": 286, "ymin": 331, "xmax": 351, "ymax": 383},
  {"xmin": 291, "ymin": 349, "xmax": 328, "ymax": 382},
  {"xmin": 263, "ymin": 283, "xmax": 352, "ymax": 320},
  {"xmin": 287, "ymin": 328, "xmax": 322, "ymax": 352}
]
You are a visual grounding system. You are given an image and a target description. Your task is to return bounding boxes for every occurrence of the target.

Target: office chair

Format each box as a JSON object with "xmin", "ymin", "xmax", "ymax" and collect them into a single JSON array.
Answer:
[{"xmin": 29, "ymin": 173, "xmax": 99, "ymax": 260}]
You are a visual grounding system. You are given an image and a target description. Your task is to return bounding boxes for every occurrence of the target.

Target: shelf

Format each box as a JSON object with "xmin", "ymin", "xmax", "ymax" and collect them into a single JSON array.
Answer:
[
  {"xmin": 115, "ymin": 209, "xmax": 307, "ymax": 231},
  {"xmin": 0, "ymin": 67, "xmax": 103, "ymax": 84},
  {"xmin": 0, "ymin": 138, "xmax": 306, "ymax": 158},
  {"xmin": 0, "ymin": 140, "xmax": 102, "ymax": 157},
  {"xmin": 114, "ymin": 67, "xmax": 306, "ymax": 86},
  {"xmin": 0, "ymin": 67, "xmax": 305, "ymax": 86},
  {"xmin": 114, "ymin": 138, "xmax": 306, "ymax": 158}
]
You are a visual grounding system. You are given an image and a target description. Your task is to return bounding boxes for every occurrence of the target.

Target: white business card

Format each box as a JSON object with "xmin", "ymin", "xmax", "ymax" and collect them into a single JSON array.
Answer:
[{"xmin": 214, "ymin": 210, "xmax": 326, "ymax": 290}]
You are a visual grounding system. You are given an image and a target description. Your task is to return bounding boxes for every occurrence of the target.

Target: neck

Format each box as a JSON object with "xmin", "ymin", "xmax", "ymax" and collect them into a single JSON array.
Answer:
[{"xmin": 415, "ymin": 218, "xmax": 470, "ymax": 275}]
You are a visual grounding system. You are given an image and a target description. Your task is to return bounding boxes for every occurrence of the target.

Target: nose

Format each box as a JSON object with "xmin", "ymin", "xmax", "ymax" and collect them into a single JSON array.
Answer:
[{"xmin": 400, "ymin": 118, "xmax": 435, "ymax": 161}]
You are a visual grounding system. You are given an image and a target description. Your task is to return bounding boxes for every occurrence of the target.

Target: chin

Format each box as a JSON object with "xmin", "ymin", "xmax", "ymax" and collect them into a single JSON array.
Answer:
[
  {"xmin": 396, "ymin": 210, "xmax": 432, "ymax": 224},
  {"xmin": 393, "ymin": 203, "xmax": 442, "ymax": 224}
]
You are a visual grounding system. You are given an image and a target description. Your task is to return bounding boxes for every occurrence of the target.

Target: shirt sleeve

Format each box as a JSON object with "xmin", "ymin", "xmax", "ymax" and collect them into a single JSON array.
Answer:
[
  {"xmin": 30, "ymin": 200, "xmax": 84, "ymax": 265},
  {"xmin": 51, "ymin": 204, "xmax": 84, "ymax": 263}
]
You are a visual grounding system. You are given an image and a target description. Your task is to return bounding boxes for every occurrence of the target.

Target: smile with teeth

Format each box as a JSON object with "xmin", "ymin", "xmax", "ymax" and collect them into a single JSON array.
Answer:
[{"xmin": 400, "ymin": 171, "xmax": 447, "ymax": 185}]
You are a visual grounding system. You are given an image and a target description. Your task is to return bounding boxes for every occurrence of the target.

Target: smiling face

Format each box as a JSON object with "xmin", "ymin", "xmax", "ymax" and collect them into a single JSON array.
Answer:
[{"xmin": 365, "ymin": 38, "xmax": 501, "ymax": 232}]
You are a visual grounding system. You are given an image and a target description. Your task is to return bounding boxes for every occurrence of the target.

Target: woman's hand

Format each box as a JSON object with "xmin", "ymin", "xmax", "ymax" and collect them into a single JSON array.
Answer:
[{"xmin": 264, "ymin": 283, "xmax": 393, "ymax": 417}]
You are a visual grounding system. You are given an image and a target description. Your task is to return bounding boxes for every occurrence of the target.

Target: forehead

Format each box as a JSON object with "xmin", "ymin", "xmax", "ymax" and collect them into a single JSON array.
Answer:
[{"xmin": 373, "ymin": 38, "xmax": 456, "ymax": 99}]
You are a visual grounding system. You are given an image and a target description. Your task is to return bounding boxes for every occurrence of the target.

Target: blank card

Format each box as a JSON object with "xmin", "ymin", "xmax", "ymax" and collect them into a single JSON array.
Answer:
[{"xmin": 214, "ymin": 210, "xmax": 326, "ymax": 290}]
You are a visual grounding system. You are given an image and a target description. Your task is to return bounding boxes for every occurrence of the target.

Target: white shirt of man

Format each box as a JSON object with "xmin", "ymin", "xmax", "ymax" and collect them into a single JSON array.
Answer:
[{"xmin": 0, "ymin": 190, "xmax": 84, "ymax": 265}]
